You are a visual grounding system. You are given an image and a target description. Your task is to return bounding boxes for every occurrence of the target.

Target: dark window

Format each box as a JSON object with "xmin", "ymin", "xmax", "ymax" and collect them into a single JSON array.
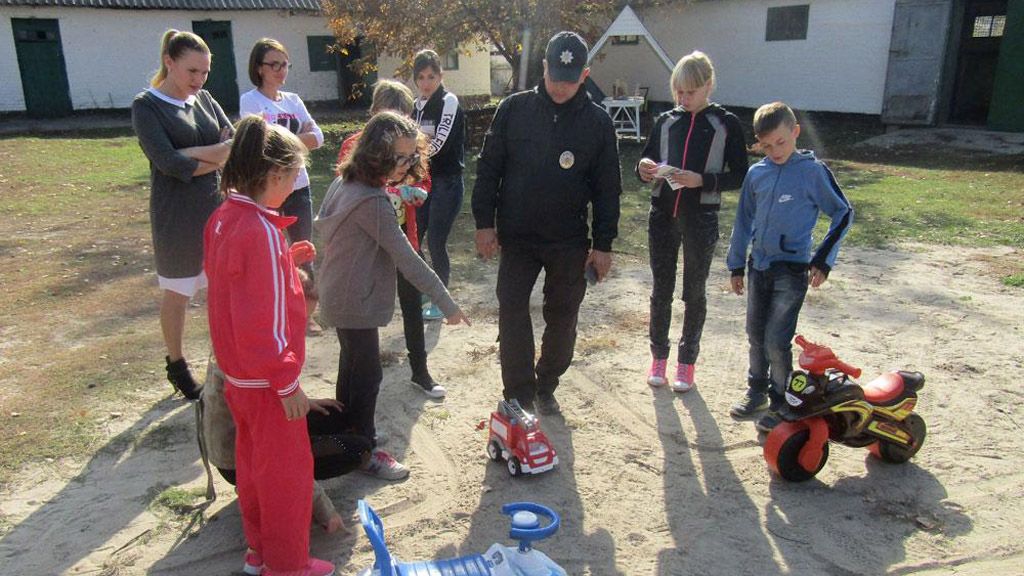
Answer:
[
  {"xmin": 612, "ymin": 35, "xmax": 640, "ymax": 45},
  {"xmin": 766, "ymin": 5, "xmax": 810, "ymax": 41},
  {"xmin": 972, "ymin": 14, "xmax": 1006, "ymax": 37},
  {"xmin": 444, "ymin": 50, "xmax": 460, "ymax": 71},
  {"xmin": 307, "ymin": 36, "xmax": 337, "ymax": 72}
]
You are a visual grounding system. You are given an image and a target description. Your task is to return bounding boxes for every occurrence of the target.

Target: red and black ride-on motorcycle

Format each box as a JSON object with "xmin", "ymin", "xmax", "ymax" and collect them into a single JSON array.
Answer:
[{"xmin": 764, "ymin": 335, "xmax": 927, "ymax": 482}]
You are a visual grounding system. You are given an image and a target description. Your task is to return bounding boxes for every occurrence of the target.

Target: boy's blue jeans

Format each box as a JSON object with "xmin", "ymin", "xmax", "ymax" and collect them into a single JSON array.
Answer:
[
  {"xmin": 744, "ymin": 261, "xmax": 809, "ymax": 410},
  {"xmin": 416, "ymin": 173, "xmax": 464, "ymax": 287}
]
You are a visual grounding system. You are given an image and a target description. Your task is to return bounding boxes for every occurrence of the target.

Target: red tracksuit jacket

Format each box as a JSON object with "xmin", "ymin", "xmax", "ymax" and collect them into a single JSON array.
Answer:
[{"xmin": 204, "ymin": 193, "xmax": 306, "ymax": 397}]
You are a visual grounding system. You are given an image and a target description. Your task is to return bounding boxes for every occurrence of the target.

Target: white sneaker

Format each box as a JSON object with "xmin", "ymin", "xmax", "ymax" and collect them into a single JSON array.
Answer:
[{"xmin": 361, "ymin": 449, "xmax": 409, "ymax": 480}]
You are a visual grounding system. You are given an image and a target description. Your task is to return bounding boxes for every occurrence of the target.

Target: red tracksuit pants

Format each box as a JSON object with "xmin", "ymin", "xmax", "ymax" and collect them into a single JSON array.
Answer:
[{"xmin": 225, "ymin": 385, "xmax": 314, "ymax": 572}]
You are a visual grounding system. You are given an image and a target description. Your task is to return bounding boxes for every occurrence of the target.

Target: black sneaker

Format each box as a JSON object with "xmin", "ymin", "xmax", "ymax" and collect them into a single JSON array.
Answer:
[
  {"xmin": 537, "ymin": 393, "xmax": 561, "ymax": 416},
  {"xmin": 409, "ymin": 368, "xmax": 446, "ymax": 397},
  {"xmin": 755, "ymin": 411, "xmax": 781, "ymax": 433},
  {"xmin": 166, "ymin": 356, "xmax": 202, "ymax": 400},
  {"xmin": 729, "ymin": 393, "xmax": 769, "ymax": 418}
]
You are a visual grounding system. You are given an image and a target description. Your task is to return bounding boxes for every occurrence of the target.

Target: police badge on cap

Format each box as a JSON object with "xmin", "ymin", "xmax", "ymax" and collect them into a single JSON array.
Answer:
[
  {"xmin": 559, "ymin": 150, "xmax": 575, "ymax": 169},
  {"xmin": 545, "ymin": 31, "xmax": 588, "ymax": 83}
]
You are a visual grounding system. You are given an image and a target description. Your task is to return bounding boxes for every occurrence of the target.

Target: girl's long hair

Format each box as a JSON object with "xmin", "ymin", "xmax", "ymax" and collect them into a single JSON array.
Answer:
[{"xmin": 339, "ymin": 111, "xmax": 428, "ymax": 186}]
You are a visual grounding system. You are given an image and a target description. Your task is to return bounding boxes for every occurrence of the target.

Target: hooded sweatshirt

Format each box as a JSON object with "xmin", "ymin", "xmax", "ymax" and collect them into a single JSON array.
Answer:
[
  {"xmin": 727, "ymin": 150, "xmax": 853, "ymax": 275},
  {"xmin": 315, "ymin": 177, "xmax": 458, "ymax": 329}
]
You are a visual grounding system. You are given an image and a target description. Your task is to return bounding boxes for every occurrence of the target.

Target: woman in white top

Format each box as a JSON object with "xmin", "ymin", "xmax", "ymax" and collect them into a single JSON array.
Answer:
[{"xmin": 240, "ymin": 38, "xmax": 324, "ymax": 334}]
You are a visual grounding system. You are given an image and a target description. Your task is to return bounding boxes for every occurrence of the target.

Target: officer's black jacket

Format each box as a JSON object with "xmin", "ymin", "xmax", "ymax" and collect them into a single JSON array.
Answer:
[{"xmin": 472, "ymin": 83, "xmax": 621, "ymax": 252}]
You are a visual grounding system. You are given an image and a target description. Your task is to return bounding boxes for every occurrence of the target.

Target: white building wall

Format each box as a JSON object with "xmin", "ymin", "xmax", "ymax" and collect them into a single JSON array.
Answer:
[
  {"xmin": 592, "ymin": 41, "xmax": 676, "ymax": 103},
  {"xmin": 0, "ymin": 17, "xmax": 26, "ymax": 111},
  {"xmin": 377, "ymin": 43, "xmax": 492, "ymax": 98},
  {"xmin": 231, "ymin": 11, "xmax": 339, "ymax": 104},
  {"xmin": 0, "ymin": 7, "xmax": 489, "ymax": 113},
  {"xmin": 592, "ymin": 0, "xmax": 897, "ymax": 114}
]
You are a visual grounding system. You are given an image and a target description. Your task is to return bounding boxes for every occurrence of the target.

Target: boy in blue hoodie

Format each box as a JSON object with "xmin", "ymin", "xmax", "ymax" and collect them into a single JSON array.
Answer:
[{"xmin": 726, "ymin": 102, "xmax": 853, "ymax": 432}]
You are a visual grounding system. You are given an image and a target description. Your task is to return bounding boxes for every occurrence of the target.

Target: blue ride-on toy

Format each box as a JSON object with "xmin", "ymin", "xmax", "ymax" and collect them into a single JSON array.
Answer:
[{"xmin": 357, "ymin": 500, "xmax": 567, "ymax": 576}]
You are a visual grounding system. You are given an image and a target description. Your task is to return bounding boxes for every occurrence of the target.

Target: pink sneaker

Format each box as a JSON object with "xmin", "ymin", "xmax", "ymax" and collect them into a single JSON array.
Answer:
[
  {"xmin": 671, "ymin": 363, "xmax": 695, "ymax": 393},
  {"xmin": 647, "ymin": 358, "xmax": 668, "ymax": 387},
  {"xmin": 263, "ymin": 558, "xmax": 335, "ymax": 576},
  {"xmin": 243, "ymin": 549, "xmax": 263, "ymax": 575}
]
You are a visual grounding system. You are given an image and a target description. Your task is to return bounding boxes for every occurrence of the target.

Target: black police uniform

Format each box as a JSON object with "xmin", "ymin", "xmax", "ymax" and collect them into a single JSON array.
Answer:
[{"xmin": 472, "ymin": 81, "xmax": 621, "ymax": 405}]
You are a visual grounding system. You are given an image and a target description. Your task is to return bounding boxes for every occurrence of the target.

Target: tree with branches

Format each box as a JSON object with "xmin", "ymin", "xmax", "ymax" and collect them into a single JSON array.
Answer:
[{"xmin": 320, "ymin": 0, "xmax": 646, "ymax": 91}]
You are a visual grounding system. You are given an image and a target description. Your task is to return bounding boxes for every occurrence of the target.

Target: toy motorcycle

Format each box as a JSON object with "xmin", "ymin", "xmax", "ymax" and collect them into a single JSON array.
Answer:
[
  {"xmin": 357, "ymin": 499, "xmax": 567, "ymax": 576},
  {"xmin": 764, "ymin": 335, "xmax": 927, "ymax": 482}
]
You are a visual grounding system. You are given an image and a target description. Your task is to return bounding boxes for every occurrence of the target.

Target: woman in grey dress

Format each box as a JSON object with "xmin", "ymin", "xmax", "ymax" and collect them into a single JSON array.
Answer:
[{"xmin": 131, "ymin": 29, "xmax": 233, "ymax": 399}]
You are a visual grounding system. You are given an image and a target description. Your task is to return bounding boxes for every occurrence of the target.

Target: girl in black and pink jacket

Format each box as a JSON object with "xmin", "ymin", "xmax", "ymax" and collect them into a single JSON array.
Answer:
[{"xmin": 636, "ymin": 51, "xmax": 749, "ymax": 394}]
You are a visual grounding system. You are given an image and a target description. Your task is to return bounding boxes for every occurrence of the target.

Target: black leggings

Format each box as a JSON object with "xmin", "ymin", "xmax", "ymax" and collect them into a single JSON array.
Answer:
[
  {"xmin": 648, "ymin": 206, "xmax": 719, "ymax": 364},
  {"xmin": 335, "ymin": 328, "xmax": 383, "ymax": 445}
]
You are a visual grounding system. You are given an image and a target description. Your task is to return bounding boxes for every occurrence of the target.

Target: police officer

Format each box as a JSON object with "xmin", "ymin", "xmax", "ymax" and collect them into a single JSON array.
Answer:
[{"xmin": 473, "ymin": 31, "xmax": 622, "ymax": 415}]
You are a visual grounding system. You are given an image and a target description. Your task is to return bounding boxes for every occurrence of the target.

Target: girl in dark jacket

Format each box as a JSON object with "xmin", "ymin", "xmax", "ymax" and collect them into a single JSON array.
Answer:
[
  {"xmin": 637, "ymin": 51, "xmax": 749, "ymax": 393},
  {"xmin": 411, "ymin": 49, "xmax": 466, "ymax": 319}
]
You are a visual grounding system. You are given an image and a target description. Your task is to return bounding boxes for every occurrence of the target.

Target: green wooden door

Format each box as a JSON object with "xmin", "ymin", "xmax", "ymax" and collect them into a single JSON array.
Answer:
[
  {"xmin": 988, "ymin": 0, "xmax": 1024, "ymax": 131},
  {"xmin": 12, "ymin": 18, "xmax": 73, "ymax": 118},
  {"xmin": 949, "ymin": 0, "xmax": 1007, "ymax": 124},
  {"xmin": 192, "ymin": 20, "xmax": 239, "ymax": 114}
]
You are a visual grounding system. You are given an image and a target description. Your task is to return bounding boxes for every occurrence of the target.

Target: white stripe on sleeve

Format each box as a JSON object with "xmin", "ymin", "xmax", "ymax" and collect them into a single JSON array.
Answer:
[{"xmin": 258, "ymin": 215, "xmax": 288, "ymax": 354}]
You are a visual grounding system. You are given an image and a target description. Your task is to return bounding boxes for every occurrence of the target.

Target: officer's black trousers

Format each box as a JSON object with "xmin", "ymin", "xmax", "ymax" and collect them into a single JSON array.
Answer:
[{"xmin": 496, "ymin": 243, "xmax": 588, "ymax": 404}]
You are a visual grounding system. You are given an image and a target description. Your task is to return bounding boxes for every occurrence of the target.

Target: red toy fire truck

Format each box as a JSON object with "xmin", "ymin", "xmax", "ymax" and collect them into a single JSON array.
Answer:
[{"xmin": 486, "ymin": 399, "xmax": 558, "ymax": 476}]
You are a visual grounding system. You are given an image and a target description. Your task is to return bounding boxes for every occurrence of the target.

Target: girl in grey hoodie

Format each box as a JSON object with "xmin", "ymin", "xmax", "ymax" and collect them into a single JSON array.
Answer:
[{"xmin": 316, "ymin": 111, "xmax": 469, "ymax": 480}]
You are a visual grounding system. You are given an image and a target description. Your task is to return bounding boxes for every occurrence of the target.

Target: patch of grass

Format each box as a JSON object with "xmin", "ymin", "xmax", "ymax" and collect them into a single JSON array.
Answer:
[
  {"xmin": 151, "ymin": 485, "xmax": 207, "ymax": 516},
  {"xmin": 423, "ymin": 408, "xmax": 451, "ymax": 429},
  {"xmin": 0, "ymin": 137, "xmax": 149, "ymax": 215},
  {"xmin": 616, "ymin": 144, "xmax": 1024, "ymax": 252},
  {"xmin": 1004, "ymin": 273, "xmax": 1024, "ymax": 288}
]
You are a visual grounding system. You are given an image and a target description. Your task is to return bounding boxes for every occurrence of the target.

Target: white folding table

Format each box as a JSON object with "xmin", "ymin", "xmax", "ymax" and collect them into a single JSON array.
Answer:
[{"xmin": 602, "ymin": 96, "xmax": 645, "ymax": 141}]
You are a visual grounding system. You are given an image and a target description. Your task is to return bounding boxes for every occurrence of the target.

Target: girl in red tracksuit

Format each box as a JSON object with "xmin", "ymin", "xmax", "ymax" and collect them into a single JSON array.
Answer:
[{"xmin": 204, "ymin": 116, "xmax": 333, "ymax": 576}]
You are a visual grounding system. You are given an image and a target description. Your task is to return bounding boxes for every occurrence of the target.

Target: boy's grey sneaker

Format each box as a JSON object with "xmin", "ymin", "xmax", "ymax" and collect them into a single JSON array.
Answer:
[
  {"xmin": 730, "ymin": 393, "xmax": 769, "ymax": 418},
  {"xmin": 537, "ymin": 393, "xmax": 561, "ymax": 416},
  {"xmin": 755, "ymin": 411, "xmax": 782, "ymax": 433}
]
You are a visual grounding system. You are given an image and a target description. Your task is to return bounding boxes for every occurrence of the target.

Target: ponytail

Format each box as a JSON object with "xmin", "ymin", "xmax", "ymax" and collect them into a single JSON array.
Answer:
[
  {"xmin": 151, "ymin": 29, "xmax": 210, "ymax": 87},
  {"xmin": 222, "ymin": 115, "xmax": 307, "ymax": 199}
]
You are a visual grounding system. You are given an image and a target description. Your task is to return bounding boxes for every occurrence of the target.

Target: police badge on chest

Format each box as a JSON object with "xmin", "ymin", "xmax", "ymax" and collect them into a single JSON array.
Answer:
[{"xmin": 559, "ymin": 150, "xmax": 574, "ymax": 169}]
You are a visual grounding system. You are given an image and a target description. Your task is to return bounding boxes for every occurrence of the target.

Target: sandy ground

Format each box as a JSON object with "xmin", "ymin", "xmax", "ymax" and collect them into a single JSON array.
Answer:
[{"xmin": 1, "ymin": 243, "xmax": 1023, "ymax": 576}]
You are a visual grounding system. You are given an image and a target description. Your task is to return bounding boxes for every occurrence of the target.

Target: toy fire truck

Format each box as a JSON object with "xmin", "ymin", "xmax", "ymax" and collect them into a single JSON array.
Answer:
[{"xmin": 486, "ymin": 399, "xmax": 558, "ymax": 476}]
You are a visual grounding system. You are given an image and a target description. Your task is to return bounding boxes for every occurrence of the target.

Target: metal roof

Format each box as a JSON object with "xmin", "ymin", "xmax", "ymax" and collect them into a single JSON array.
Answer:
[{"xmin": 0, "ymin": 0, "xmax": 321, "ymax": 10}]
